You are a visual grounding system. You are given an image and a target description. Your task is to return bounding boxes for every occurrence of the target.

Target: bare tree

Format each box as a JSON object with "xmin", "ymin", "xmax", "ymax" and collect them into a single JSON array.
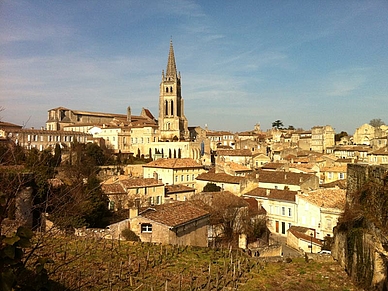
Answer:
[{"xmin": 369, "ymin": 118, "xmax": 385, "ymax": 128}]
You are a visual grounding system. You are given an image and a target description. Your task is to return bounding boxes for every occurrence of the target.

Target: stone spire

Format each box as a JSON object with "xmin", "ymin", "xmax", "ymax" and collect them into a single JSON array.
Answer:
[{"xmin": 165, "ymin": 40, "xmax": 177, "ymax": 79}]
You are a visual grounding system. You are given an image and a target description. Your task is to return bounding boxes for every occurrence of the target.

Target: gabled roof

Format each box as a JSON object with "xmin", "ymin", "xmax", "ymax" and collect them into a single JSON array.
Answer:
[
  {"xmin": 299, "ymin": 188, "xmax": 346, "ymax": 210},
  {"xmin": 257, "ymin": 170, "xmax": 315, "ymax": 185},
  {"xmin": 261, "ymin": 162, "xmax": 285, "ymax": 170},
  {"xmin": 244, "ymin": 187, "xmax": 297, "ymax": 202},
  {"xmin": 120, "ymin": 178, "xmax": 164, "ymax": 188},
  {"xmin": 138, "ymin": 201, "xmax": 209, "ymax": 228},
  {"xmin": 196, "ymin": 172, "xmax": 244, "ymax": 184},
  {"xmin": 288, "ymin": 226, "xmax": 323, "ymax": 246},
  {"xmin": 216, "ymin": 149, "xmax": 252, "ymax": 157},
  {"xmin": 369, "ymin": 147, "xmax": 388, "ymax": 156},
  {"xmin": 101, "ymin": 183, "xmax": 126, "ymax": 195},
  {"xmin": 227, "ymin": 162, "xmax": 251, "ymax": 172},
  {"xmin": 143, "ymin": 158, "xmax": 203, "ymax": 169},
  {"xmin": 206, "ymin": 131, "xmax": 233, "ymax": 136},
  {"xmin": 165, "ymin": 184, "xmax": 196, "ymax": 194}
]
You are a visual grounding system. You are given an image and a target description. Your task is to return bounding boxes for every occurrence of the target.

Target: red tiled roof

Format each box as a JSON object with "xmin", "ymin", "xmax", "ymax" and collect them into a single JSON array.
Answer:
[
  {"xmin": 120, "ymin": 178, "xmax": 163, "ymax": 188},
  {"xmin": 299, "ymin": 188, "xmax": 346, "ymax": 210},
  {"xmin": 370, "ymin": 147, "xmax": 388, "ymax": 155},
  {"xmin": 139, "ymin": 201, "xmax": 209, "ymax": 228},
  {"xmin": 216, "ymin": 149, "xmax": 252, "ymax": 156},
  {"xmin": 257, "ymin": 170, "xmax": 315, "ymax": 185},
  {"xmin": 196, "ymin": 172, "xmax": 244, "ymax": 184},
  {"xmin": 101, "ymin": 183, "xmax": 126, "ymax": 194},
  {"xmin": 206, "ymin": 131, "xmax": 233, "ymax": 136},
  {"xmin": 288, "ymin": 227, "xmax": 323, "ymax": 246},
  {"xmin": 143, "ymin": 158, "xmax": 203, "ymax": 169},
  {"xmin": 244, "ymin": 187, "xmax": 297, "ymax": 202},
  {"xmin": 165, "ymin": 184, "xmax": 196, "ymax": 194}
]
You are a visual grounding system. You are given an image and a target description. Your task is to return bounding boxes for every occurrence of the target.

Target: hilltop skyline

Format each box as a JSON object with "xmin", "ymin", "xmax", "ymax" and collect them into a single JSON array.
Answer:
[{"xmin": 1, "ymin": 0, "xmax": 387, "ymax": 134}]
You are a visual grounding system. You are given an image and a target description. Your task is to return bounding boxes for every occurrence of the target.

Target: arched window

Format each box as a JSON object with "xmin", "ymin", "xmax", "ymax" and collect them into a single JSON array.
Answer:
[
  {"xmin": 171, "ymin": 100, "xmax": 174, "ymax": 116},
  {"xmin": 166, "ymin": 87, "xmax": 169, "ymax": 93},
  {"xmin": 165, "ymin": 100, "xmax": 168, "ymax": 115},
  {"xmin": 170, "ymin": 86, "xmax": 173, "ymax": 93}
]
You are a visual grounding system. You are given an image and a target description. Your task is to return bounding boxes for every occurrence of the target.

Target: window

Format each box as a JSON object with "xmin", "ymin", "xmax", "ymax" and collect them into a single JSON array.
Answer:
[
  {"xmin": 175, "ymin": 176, "xmax": 178, "ymax": 182},
  {"xmin": 181, "ymin": 175, "xmax": 184, "ymax": 182},
  {"xmin": 187, "ymin": 175, "xmax": 189, "ymax": 181},
  {"xmin": 156, "ymin": 196, "xmax": 161, "ymax": 205},
  {"xmin": 288, "ymin": 208, "xmax": 292, "ymax": 217},
  {"xmin": 281, "ymin": 207, "xmax": 285, "ymax": 216},
  {"xmin": 141, "ymin": 223, "xmax": 152, "ymax": 233},
  {"xmin": 339, "ymin": 173, "xmax": 344, "ymax": 179},
  {"xmin": 281, "ymin": 222, "xmax": 286, "ymax": 234}
]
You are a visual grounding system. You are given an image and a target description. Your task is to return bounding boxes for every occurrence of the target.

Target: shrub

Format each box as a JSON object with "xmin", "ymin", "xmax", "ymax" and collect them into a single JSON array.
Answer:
[{"xmin": 121, "ymin": 228, "xmax": 140, "ymax": 241}]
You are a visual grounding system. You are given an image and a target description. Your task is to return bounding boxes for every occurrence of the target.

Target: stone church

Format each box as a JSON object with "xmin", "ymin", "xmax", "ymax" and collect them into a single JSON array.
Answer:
[
  {"xmin": 158, "ymin": 40, "xmax": 189, "ymax": 141},
  {"xmin": 44, "ymin": 41, "xmax": 208, "ymax": 161}
]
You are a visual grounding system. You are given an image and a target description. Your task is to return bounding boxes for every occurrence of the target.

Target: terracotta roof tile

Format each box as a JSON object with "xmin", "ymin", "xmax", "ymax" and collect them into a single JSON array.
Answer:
[
  {"xmin": 165, "ymin": 184, "xmax": 196, "ymax": 194},
  {"xmin": 299, "ymin": 188, "xmax": 346, "ymax": 210},
  {"xmin": 216, "ymin": 149, "xmax": 252, "ymax": 156},
  {"xmin": 139, "ymin": 201, "xmax": 209, "ymax": 228},
  {"xmin": 101, "ymin": 183, "xmax": 126, "ymax": 194},
  {"xmin": 143, "ymin": 158, "xmax": 203, "ymax": 169},
  {"xmin": 244, "ymin": 187, "xmax": 296, "ymax": 202},
  {"xmin": 196, "ymin": 172, "xmax": 244, "ymax": 184},
  {"xmin": 257, "ymin": 170, "xmax": 315, "ymax": 185},
  {"xmin": 120, "ymin": 178, "xmax": 163, "ymax": 188}
]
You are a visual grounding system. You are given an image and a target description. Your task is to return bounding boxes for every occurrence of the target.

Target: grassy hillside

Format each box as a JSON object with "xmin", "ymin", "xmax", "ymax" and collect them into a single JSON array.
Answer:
[{"xmin": 30, "ymin": 234, "xmax": 362, "ymax": 291}]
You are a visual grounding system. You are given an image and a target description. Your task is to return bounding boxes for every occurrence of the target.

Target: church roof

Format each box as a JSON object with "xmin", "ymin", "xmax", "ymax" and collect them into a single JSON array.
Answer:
[{"xmin": 166, "ymin": 40, "xmax": 177, "ymax": 79}]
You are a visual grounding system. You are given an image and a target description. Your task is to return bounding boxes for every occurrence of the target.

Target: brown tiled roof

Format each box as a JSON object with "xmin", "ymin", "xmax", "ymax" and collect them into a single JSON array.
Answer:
[
  {"xmin": 261, "ymin": 162, "xmax": 285, "ymax": 170},
  {"xmin": 244, "ymin": 187, "xmax": 296, "ymax": 202},
  {"xmin": 139, "ymin": 201, "xmax": 209, "ymax": 228},
  {"xmin": 257, "ymin": 170, "xmax": 315, "ymax": 185},
  {"xmin": 288, "ymin": 226, "xmax": 323, "ymax": 246},
  {"xmin": 331, "ymin": 145, "xmax": 371, "ymax": 152},
  {"xmin": 206, "ymin": 131, "xmax": 233, "ymax": 136},
  {"xmin": 165, "ymin": 184, "xmax": 196, "ymax": 194},
  {"xmin": 196, "ymin": 172, "xmax": 244, "ymax": 184},
  {"xmin": 120, "ymin": 178, "xmax": 163, "ymax": 188},
  {"xmin": 216, "ymin": 149, "xmax": 252, "ymax": 156},
  {"xmin": 101, "ymin": 183, "xmax": 126, "ymax": 194},
  {"xmin": 227, "ymin": 162, "xmax": 251, "ymax": 172},
  {"xmin": 370, "ymin": 147, "xmax": 388, "ymax": 155},
  {"xmin": 143, "ymin": 158, "xmax": 203, "ymax": 169},
  {"xmin": 289, "ymin": 163, "xmax": 317, "ymax": 173},
  {"xmin": 299, "ymin": 188, "xmax": 346, "ymax": 210}
]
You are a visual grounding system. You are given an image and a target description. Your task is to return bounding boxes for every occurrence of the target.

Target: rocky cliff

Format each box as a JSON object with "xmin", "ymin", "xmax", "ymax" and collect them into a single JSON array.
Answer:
[{"xmin": 333, "ymin": 164, "xmax": 388, "ymax": 290}]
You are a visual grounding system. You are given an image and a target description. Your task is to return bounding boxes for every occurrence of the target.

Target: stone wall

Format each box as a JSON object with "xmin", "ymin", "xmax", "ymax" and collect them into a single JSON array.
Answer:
[{"xmin": 333, "ymin": 164, "xmax": 388, "ymax": 291}]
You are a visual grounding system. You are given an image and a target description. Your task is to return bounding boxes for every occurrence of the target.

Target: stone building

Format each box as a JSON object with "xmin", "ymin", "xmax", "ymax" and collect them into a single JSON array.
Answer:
[
  {"xmin": 311, "ymin": 125, "xmax": 335, "ymax": 153},
  {"xmin": 158, "ymin": 41, "xmax": 189, "ymax": 141},
  {"xmin": 129, "ymin": 201, "xmax": 210, "ymax": 247},
  {"xmin": 44, "ymin": 41, "xmax": 206, "ymax": 160}
]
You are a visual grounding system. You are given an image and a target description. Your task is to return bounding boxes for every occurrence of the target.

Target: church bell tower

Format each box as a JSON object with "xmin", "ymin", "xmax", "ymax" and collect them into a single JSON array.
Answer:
[{"xmin": 158, "ymin": 40, "xmax": 188, "ymax": 141}]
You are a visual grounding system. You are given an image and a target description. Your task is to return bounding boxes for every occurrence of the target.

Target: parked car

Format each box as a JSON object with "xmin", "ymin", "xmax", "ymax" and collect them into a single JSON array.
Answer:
[{"xmin": 318, "ymin": 250, "xmax": 331, "ymax": 254}]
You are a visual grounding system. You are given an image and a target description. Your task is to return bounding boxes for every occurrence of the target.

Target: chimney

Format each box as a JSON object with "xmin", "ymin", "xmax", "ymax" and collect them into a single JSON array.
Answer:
[
  {"xmin": 153, "ymin": 171, "xmax": 158, "ymax": 180},
  {"xmin": 129, "ymin": 207, "xmax": 138, "ymax": 219},
  {"xmin": 266, "ymin": 189, "xmax": 270, "ymax": 196},
  {"xmin": 127, "ymin": 106, "xmax": 131, "ymax": 122}
]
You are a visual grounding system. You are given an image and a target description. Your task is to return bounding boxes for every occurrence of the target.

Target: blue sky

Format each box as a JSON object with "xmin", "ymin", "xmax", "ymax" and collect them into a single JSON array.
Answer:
[{"xmin": 1, "ymin": 0, "xmax": 387, "ymax": 134}]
